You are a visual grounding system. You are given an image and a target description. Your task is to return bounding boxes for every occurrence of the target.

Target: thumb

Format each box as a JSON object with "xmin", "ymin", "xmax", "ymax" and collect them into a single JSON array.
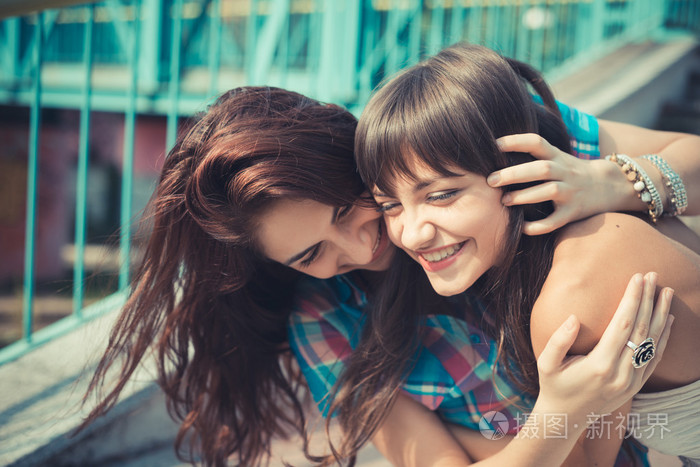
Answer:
[{"xmin": 537, "ymin": 315, "xmax": 580, "ymax": 374}]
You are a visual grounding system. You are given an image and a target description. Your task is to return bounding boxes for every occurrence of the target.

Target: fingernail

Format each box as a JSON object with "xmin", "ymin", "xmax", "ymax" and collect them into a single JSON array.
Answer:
[
  {"xmin": 501, "ymin": 193, "xmax": 512, "ymax": 204},
  {"xmin": 645, "ymin": 272, "xmax": 658, "ymax": 286},
  {"xmin": 670, "ymin": 314, "xmax": 676, "ymax": 325},
  {"xmin": 487, "ymin": 173, "xmax": 501, "ymax": 186},
  {"xmin": 665, "ymin": 288, "xmax": 675, "ymax": 300},
  {"xmin": 496, "ymin": 139, "xmax": 505, "ymax": 149},
  {"xmin": 564, "ymin": 314, "xmax": 576, "ymax": 330},
  {"xmin": 634, "ymin": 273, "xmax": 643, "ymax": 285}
]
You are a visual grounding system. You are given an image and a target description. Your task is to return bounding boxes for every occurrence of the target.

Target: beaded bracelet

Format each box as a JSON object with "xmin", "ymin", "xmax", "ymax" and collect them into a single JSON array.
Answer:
[
  {"xmin": 605, "ymin": 153, "xmax": 663, "ymax": 223},
  {"xmin": 641, "ymin": 154, "xmax": 688, "ymax": 216}
]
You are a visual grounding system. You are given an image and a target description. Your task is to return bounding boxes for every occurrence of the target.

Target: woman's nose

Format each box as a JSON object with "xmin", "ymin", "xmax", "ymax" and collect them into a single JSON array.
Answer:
[
  {"xmin": 399, "ymin": 211, "xmax": 435, "ymax": 251},
  {"xmin": 336, "ymin": 207, "xmax": 378, "ymax": 267}
]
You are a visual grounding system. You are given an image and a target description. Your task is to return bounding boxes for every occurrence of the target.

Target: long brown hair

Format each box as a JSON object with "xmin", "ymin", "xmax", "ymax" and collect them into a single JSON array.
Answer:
[
  {"xmin": 79, "ymin": 86, "xmax": 364, "ymax": 466},
  {"xmin": 332, "ymin": 43, "xmax": 572, "ymax": 459}
]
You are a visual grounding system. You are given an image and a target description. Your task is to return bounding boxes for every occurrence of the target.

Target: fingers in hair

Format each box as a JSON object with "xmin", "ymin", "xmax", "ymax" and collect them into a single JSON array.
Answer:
[
  {"xmin": 496, "ymin": 133, "xmax": 557, "ymax": 159},
  {"xmin": 488, "ymin": 160, "xmax": 560, "ymax": 187}
]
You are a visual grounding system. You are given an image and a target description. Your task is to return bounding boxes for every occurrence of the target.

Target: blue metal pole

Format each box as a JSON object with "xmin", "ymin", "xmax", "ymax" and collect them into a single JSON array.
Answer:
[
  {"xmin": 529, "ymin": 1, "xmax": 545, "ymax": 71},
  {"xmin": 450, "ymin": 0, "xmax": 464, "ymax": 44},
  {"xmin": 501, "ymin": 4, "xmax": 517, "ymax": 59},
  {"xmin": 515, "ymin": 2, "xmax": 530, "ymax": 62},
  {"xmin": 467, "ymin": 2, "xmax": 483, "ymax": 47},
  {"xmin": 72, "ymin": 4, "xmax": 94, "ymax": 318},
  {"xmin": 484, "ymin": 1, "xmax": 499, "ymax": 51},
  {"xmin": 245, "ymin": 0, "xmax": 259, "ymax": 83},
  {"xmin": 119, "ymin": 0, "xmax": 141, "ymax": 290},
  {"xmin": 22, "ymin": 12, "xmax": 44, "ymax": 343},
  {"xmin": 208, "ymin": 0, "xmax": 222, "ymax": 95},
  {"xmin": 141, "ymin": 0, "xmax": 163, "ymax": 95},
  {"xmin": 4, "ymin": 18, "xmax": 20, "ymax": 81},
  {"xmin": 385, "ymin": 0, "xmax": 401, "ymax": 75},
  {"xmin": 407, "ymin": 0, "xmax": 422, "ymax": 66},
  {"xmin": 166, "ymin": 0, "xmax": 183, "ymax": 151},
  {"xmin": 428, "ymin": 0, "xmax": 445, "ymax": 55}
]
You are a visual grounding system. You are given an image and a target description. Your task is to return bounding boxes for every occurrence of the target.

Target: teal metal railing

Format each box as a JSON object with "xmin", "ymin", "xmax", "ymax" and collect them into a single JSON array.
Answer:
[{"xmin": 0, "ymin": 0, "xmax": 698, "ymax": 365}]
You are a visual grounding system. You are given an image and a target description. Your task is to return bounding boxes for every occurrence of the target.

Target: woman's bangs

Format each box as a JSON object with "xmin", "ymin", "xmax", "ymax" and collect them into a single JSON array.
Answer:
[{"xmin": 360, "ymin": 76, "xmax": 469, "ymax": 195}]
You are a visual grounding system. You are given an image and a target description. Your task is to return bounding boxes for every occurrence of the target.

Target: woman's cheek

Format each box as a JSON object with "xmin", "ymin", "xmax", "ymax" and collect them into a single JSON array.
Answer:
[{"xmin": 385, "ymin": 216, "xmax": 404, "ymax": 248}]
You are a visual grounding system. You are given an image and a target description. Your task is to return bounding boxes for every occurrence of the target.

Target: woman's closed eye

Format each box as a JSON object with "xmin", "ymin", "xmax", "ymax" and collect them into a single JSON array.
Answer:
[
  {"xmin": 299, "ymin": 244, "xmax": 322, "ymax": 268},
  {"xmin": 375, "ymin": 190, "xmax": 459, "ymax": 214},
  {"xmin": 376, "ymin": 202, "xmax": 401, "ymax": 214},
  {"xmin": 335, "ymin": 204, "xmax": 353, "ymax": 222},
  {"xmin": 427, "ymin": 190, "xmax": 459, "ymax": 203},
  {"xmin": 297, "ymin": 205, "xmax": 352, "ymax": 269}
]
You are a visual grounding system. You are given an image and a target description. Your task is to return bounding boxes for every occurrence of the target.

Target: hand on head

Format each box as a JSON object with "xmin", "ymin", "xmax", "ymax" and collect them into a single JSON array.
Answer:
[{"xmin": 489, "ymin": 134, "xmax": 615, "ymax": 235}]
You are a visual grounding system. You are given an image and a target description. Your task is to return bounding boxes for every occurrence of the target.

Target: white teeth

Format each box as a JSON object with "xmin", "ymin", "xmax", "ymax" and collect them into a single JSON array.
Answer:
[{"xmin": 421, "ymin": 243, "xmax": 462, "ymax": 262}]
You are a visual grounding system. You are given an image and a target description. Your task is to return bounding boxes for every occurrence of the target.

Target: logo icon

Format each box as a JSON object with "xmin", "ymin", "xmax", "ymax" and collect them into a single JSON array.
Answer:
[{"xmin": 479, "ymin": 411, "xmax": 509, "ymax": 440}]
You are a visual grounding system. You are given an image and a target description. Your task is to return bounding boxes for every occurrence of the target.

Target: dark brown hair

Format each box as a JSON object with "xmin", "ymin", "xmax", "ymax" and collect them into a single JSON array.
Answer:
[
  {"xmin": 79, "ymin": 86, "xmax": 363, "ymax": 466},
  {"xmin": 332, "ymin": 43, "xmax": 572, "ymax": 459}
]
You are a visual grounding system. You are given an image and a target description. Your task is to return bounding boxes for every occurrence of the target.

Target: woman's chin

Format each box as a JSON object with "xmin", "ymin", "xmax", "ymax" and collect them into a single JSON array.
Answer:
[{"xmin": 428, "ymin": 277, "xmax": 469, "ymax": 297}]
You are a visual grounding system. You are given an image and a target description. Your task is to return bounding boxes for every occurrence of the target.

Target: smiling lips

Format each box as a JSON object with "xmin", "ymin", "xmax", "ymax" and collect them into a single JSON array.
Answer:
[{"xmin": 416, "ymin": 241, "xmax": 466, "ymax": 272}]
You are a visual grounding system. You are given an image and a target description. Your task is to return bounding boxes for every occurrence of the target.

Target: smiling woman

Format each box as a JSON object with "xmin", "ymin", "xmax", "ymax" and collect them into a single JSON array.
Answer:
[
  {"xmin": 353, "ymin": 42, "xmax": 700, "ymax": 466},
  {"xmin": 373, "ymin": 160, "xmax": 509, "ymax": 296}
]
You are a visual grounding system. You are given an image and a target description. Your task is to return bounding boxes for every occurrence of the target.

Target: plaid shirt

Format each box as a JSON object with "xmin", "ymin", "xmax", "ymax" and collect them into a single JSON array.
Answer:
[{"xmin": 289, "ymin": 273, "xmax": 532, "ymax": 432}]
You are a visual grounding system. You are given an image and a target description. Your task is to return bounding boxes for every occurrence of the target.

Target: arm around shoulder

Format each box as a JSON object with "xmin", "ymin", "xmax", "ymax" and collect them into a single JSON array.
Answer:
[
  {"xmin": 532, "ymin": 212, "xmax": 699, "ymax": 357},
  {"xmin": 529, "ymin": 212, "xmax": 698, "ymax": 466}
]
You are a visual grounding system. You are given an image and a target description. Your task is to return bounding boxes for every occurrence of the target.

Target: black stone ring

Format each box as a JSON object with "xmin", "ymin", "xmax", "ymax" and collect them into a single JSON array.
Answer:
[{"xmin": 626, "ymin": 338, "xmax": 655, "ymax": 368}]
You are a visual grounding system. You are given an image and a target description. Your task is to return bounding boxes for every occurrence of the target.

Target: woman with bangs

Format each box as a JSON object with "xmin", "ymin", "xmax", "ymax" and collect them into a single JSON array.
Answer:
[
  {"xmin": 351, "ymin": 42, "xmax": 700, "ymax": 466},
  {"xmin": 78, "ymin": 77, "xmax": 700, "ymax": 466}
]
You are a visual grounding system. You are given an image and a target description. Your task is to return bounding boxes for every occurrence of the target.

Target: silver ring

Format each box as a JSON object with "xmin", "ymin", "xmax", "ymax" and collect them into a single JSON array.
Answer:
[{"xmin": 626, "ymin": 338, "xmax": 656, "ymax": 368}]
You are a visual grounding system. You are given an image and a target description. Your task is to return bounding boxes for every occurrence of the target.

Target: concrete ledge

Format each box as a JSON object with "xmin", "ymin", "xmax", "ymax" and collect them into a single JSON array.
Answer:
[
  {"xmin": 0, "ymin": 306, "xmax": 180, "ymax": 466},
  {"xmin": 0, "ymin": 303, "xmax": 386, "ymax": 466},
  {"xmin": 552, "ymin": 36, "xmax": 699, "ymax": 128}
]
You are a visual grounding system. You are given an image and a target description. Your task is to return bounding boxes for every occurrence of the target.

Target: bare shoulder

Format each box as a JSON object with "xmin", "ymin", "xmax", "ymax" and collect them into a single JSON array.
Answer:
[{"xmin": 530, "ymin": 213, "xmax": 699, "ymax": 357}]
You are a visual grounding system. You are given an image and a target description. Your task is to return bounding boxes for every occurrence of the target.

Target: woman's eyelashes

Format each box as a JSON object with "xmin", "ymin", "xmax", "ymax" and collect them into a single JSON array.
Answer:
[
  {"xmin": 376, "ymin": 202, "xmax": 400, "ymax": 213},
  {"xmin": 299, "ymin": 244, "xmax": 321, "ymax": 268},
  {"xmin": 427, "ymin": 190, "xmax": 458, "ymax": 203},
  {"xmin": 335, "ymin": 204, "xmax": 353, "ymax": 222},
  {"xmin": 298, "ymin": 204, "xmax": 354, "ymax": 269},
  {"xmin": 376, "ymin": 190, "xmax": 460, "ymax": 214}
]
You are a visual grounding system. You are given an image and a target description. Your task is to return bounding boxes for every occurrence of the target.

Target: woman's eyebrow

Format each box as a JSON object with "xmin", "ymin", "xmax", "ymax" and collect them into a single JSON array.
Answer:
[
  {"xmin": 283, "ymin": 206, "xmax": 339, "ymax": 265},
  {"xmin": 373, "ymin": 176, "xmax": 445, "ymax": 198},
  {"xmin": 413, "ymin": 179, "xmax": 437, "ymax": 192},
  {"xmin": 413, "ymin": 173, "xmax": 466, "ymax": 192},
  {"xmin": 284, "ymin": 244, "xmax": 318, "ymax": 266}
]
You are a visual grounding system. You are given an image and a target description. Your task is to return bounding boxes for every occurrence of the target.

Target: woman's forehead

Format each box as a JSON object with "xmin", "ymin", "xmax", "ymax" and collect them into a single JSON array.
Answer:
[{"xmin": 255, "ymin": 199, "xmax": 331, "ymax": 260}]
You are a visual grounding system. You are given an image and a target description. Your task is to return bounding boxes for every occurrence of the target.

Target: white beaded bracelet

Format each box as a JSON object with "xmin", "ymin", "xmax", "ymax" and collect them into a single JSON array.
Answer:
[
  {"xmin": 605, "ymin": 153, "xmax": 663, "ymax": 223},
  {"xmin": 641, "ymin": 154, "xmax": 688, "ymax": 216}
]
